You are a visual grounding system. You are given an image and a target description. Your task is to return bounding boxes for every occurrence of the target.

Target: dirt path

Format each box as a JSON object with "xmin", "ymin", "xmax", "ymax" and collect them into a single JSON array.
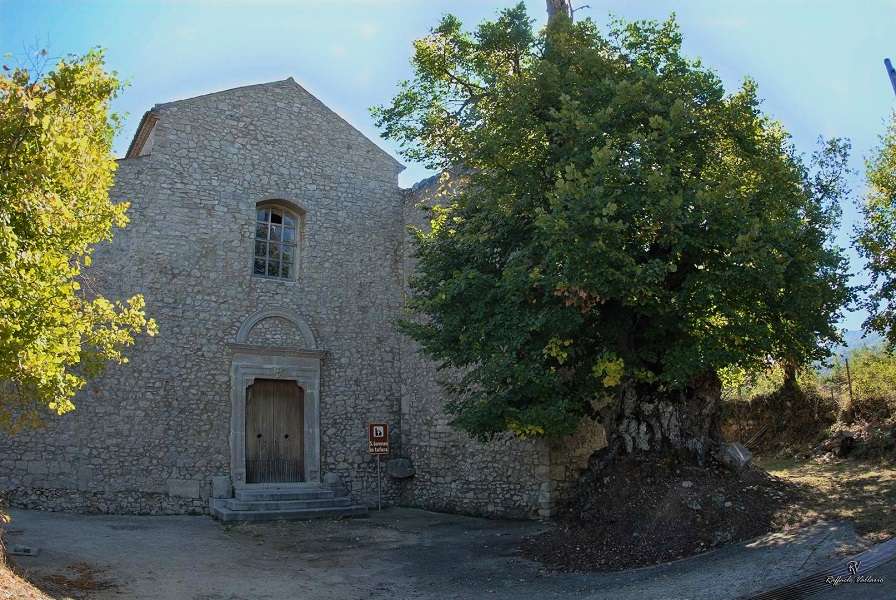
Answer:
[
  {"xmin": 758, "ymin": 456, "xmax": 896, "ymax": 543},
  {"xmin": 3, "ymin": 507, "xmax": 882, "ymax": 600}
]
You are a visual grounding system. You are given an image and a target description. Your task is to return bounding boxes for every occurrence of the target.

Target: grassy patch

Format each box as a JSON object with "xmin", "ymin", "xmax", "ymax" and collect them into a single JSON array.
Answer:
[
  {"xmin": 757, "ymin": 456, "xmax": 896, "ymax": 543},
  {"xmin": 0, "ymin": 566, "xmax": 52, "ymax": 600}
]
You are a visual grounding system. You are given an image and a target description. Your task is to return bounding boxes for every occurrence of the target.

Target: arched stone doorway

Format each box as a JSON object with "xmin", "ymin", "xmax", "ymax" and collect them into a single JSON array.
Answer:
[{"xmin": 228, "ymin": 309, "xmax": 323, "ymax": 490}]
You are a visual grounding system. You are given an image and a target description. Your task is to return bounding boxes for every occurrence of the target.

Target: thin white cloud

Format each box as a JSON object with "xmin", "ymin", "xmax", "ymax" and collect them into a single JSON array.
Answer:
[
  {"xmin": 699, "ymin": 16, "xmax": 750, "ymax": 30},
  {"xmin": 354, "ymin": 69, "xmax": 373, "ymax": 87},
  {"xmin": 358, "ymin": 22, "xmax": 380, "ymax": 40},
  {"xmin": 188, "ymin": 0, "xmax": 405, "ymax": 5}
]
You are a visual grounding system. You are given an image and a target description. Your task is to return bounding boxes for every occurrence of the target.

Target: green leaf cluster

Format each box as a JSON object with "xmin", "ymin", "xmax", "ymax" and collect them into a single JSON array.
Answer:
[
  {"xmin": 0, "ymin": 50, "xmax": 157, "ymax": 431},
  {"xmin": 375, "ymin": 5, "xmax": 852, "ymax": 439},
  {"xmin": 857, "ymin": 111, "xmax": 896, "ymax": 347}
]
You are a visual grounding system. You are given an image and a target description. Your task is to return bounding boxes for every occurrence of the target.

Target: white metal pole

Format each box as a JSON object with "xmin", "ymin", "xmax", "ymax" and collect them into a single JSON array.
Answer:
[{"xmin": 376, "ymin": 454, "xmax": 382, "ymax": 510}]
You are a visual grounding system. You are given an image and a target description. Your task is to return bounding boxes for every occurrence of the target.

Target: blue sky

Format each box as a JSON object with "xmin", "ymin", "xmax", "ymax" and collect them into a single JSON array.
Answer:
[{"xmin": 3, "ymin": 0, "xmax": 895, "ymax": 330}]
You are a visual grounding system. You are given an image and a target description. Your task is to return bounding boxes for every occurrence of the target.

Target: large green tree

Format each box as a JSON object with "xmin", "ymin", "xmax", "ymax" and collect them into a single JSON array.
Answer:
[
  {"xmin": 375, "ymin": 4, "xmax": 851, "ymax": 457},
  {"xmin": 0, "ymin": 50, "xmax": 157, "ymax": 432},
  {"xmin": 857, "ymin": 111, "xmax": 896, "ymax": 348}
]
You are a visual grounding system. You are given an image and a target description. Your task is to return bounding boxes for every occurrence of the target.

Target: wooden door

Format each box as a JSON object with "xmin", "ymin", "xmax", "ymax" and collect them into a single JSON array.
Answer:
[{"xmin": 245, "ymin": 379, "xmax": 305, "ymax": 483}]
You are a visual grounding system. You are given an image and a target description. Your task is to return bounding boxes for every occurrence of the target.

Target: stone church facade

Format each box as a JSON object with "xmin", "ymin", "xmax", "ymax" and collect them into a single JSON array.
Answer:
[{"xmin": 0, "ymin": 79, "xmax": 605, "ymax": 518}]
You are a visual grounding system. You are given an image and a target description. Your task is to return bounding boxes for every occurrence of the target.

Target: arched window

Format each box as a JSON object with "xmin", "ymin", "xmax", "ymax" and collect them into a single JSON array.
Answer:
[{"xmin": 254, "ymin": 204, "xmax": 299, "ymax": 279}]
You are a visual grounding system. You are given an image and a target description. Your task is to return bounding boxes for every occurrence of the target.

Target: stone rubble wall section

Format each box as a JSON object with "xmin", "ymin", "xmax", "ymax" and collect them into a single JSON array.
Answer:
[
  {"xmin": 244, "ymin": 317, "xmax": 302, "ymax": 347},
  {"xmin": 548, "ymin": 417, "xmax": 608, "ymax": 508}
]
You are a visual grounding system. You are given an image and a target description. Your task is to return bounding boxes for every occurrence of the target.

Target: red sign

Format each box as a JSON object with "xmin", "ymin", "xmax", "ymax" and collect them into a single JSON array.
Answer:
[{"xmin": 368, "ymin": 423, "xmax": 389, "ymax": 455}]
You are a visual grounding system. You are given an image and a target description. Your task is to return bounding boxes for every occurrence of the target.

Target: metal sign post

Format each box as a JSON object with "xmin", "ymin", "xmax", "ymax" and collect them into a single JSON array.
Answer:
[
  {"xmin": 367, "ymin": 423, "xmax": 389, "ymax": 510},
  {"xmin": 885, "ymin": 58, "xmax": 896, "ymax": 97}
]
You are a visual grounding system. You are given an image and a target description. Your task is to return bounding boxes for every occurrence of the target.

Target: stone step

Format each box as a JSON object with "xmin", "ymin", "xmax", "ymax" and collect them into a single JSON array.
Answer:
[
  {"xmin": 234, "ymin": 487, "xmax": 336, "ymax": 502},
  {"xmin": 223, "ymin": 497, "xmax": 352, "ymax": 511},
  {"xmin": 211, "ymin": 501, "xmax": 368, "ymax": 522}
]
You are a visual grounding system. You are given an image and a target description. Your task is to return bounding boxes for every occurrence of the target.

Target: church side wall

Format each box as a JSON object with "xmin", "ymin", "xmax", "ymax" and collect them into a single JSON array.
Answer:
[
  {"xmin": 0, "ymin": 80, "xmax": 406, "ymax": 513},
  {"xmin": 399, "ymin": 178, "xmax": 553, "ymax": 519}
]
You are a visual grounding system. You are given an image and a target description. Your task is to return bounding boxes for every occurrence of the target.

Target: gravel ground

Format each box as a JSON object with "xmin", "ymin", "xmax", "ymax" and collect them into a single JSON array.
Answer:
[
  {"xmin": 2, "ymin": 507, "xmax": 884, "ymax": 600},
  {"xmin": 758, "ymin": 455, "xmax": 896, "ymax": 543}
]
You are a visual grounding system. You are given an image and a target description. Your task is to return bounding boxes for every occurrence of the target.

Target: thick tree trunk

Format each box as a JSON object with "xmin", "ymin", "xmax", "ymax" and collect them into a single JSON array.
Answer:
[
  {"xmin": 591, "ymin": 372, "xmax": 723, "ymax": 471},
  {"xmin": 546, "ymin": 0, "xmax": 573, "ymax": 23},
  {"xmin": 781, "ymin": 361, "xmax": 804, "ymax": 403}
]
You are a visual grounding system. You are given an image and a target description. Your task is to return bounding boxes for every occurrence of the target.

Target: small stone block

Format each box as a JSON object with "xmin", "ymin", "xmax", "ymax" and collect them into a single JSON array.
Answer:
[
  {"xmin": 385, "ymin": 457, "xmax": 415, "ymax": 479},
  {"xmin": 8, "ymin": 544, "xmax": 39, "ymax": 557},
  {"xmin": 167, "ymin": 478, "xmax": 201, "ymax": 499},
  {"xmin": 322, "ymin": 472, "xmax": 349, "ymax": 497},
  {"xmin": 211, "ymin": 475, "xmax": 232, "ymax": 499},
  {"xmin": 717, "ymin": 442, "xmax": 752, "ymax": 472}
]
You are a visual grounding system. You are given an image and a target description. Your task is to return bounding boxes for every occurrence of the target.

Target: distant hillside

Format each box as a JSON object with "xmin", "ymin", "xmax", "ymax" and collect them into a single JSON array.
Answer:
[
  {"xmin": 831, "ymin": 329, "xmax": 884, "ymax": 357},
  {"xmin": 843, "ymin": 329, "xmax": 883, "ymax": 351},
  {"xmin": 812, "ymin": 330, "xmax": 883, "ymax": 372}
]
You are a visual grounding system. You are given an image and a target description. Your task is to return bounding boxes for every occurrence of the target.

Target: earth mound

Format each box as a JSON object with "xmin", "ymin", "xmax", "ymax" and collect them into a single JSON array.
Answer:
[{"xmin": 521, "ymin": 452, "xmax": 801, "ymax": 571}]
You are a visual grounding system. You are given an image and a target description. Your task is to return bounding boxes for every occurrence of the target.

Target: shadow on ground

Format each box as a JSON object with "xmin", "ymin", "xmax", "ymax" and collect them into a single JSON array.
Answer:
[
  {"xmin": 4, "ymin": 506, "xmax": 886, "ymax": 600},
  {"xmin": 759, "ymin": 456, "xmax": 896, "ymax": 543}
]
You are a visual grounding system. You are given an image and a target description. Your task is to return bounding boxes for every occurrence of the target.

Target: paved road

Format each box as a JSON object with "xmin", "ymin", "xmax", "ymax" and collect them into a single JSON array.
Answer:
[
  {"xmin": 5, "ymin": 508, "xmax": 889, "ymax": 600},
  {"xmin": 816, "ymin": 557, "xmax": 896, "ymax": 599},
  {"xmin": 750, "ymin": 536, "xmax": 896, "ymax": 599}
]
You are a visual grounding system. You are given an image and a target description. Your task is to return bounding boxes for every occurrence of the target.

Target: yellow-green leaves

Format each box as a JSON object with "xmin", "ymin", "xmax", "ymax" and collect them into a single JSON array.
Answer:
[
  {"xmin": 506, "ymin": 419, "xmax": 545, "ymax": 438},
  {"xmin": 718, "ymin": 365, "xmax": 748, "ymax": 392},
  {"xmin": 0, "ymin": 51, "xmax": 156, "ymax": 432},
  {"xmin": 592, "ymin": 353, "xmax": 624, "ymax": 388},
  {"xmin": 543, "ymin": 337, "xmax": 573, "ymax": 364}
]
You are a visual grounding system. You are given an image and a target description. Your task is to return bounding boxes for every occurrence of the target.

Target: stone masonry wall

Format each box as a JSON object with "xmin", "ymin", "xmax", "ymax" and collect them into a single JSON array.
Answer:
[
  {"xmin": 0, "ymin": 79, "xmax": 406, "ymax": 513},
  {"xmin": 0, "ymin": 79, "xmax": 607, "ymax": 520},
  {"xmin": 548, "ymin": 417, "xmax": 608, "ymax": 510},
  {"xmin": 399, "ymin": 175, "xmax": 553, "ymax": 518},
  {"xmin": 398, "ymin": 175, "xmax": 611, "ymax": 518}
]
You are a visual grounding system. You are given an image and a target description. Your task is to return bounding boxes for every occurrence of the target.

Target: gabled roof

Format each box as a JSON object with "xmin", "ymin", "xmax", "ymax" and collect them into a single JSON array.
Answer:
[
  {"xmin": 124, "ymin": 110, "xmax": 159, "ymax": 158},
  {"xmin": 123, "ymin": 77, "xmax": 404, "ymax": 170}
]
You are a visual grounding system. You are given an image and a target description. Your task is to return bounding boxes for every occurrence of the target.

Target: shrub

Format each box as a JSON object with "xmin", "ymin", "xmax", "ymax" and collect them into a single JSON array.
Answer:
[{"xmin": 829, "ymin": 347, "xmax": 896, "ymax": 421}]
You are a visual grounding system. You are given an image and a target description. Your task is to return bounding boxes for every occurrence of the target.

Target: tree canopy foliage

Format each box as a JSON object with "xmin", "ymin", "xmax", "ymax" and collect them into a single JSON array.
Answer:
[
  {"xmin": 375, "ymin": 4, "xmax": 852, "ymax": 440},
  {"xmin": 0, "ymin": 50, "xmax": 157, "ymax": 431},
  {"xmin": 857, "ymin": 111, "xmax": 896, "ymax": 348}
]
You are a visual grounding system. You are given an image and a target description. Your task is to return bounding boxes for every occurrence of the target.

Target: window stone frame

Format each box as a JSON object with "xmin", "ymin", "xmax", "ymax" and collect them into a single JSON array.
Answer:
[{"xmin": 251, "ymin": 197, "xmax": 305, "ymax": 282}]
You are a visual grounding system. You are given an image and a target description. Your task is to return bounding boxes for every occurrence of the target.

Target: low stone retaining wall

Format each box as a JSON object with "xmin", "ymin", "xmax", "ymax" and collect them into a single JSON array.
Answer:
[{"xmin": 6, "ymin": 488, "xmax": 207, "ymax": 515}]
